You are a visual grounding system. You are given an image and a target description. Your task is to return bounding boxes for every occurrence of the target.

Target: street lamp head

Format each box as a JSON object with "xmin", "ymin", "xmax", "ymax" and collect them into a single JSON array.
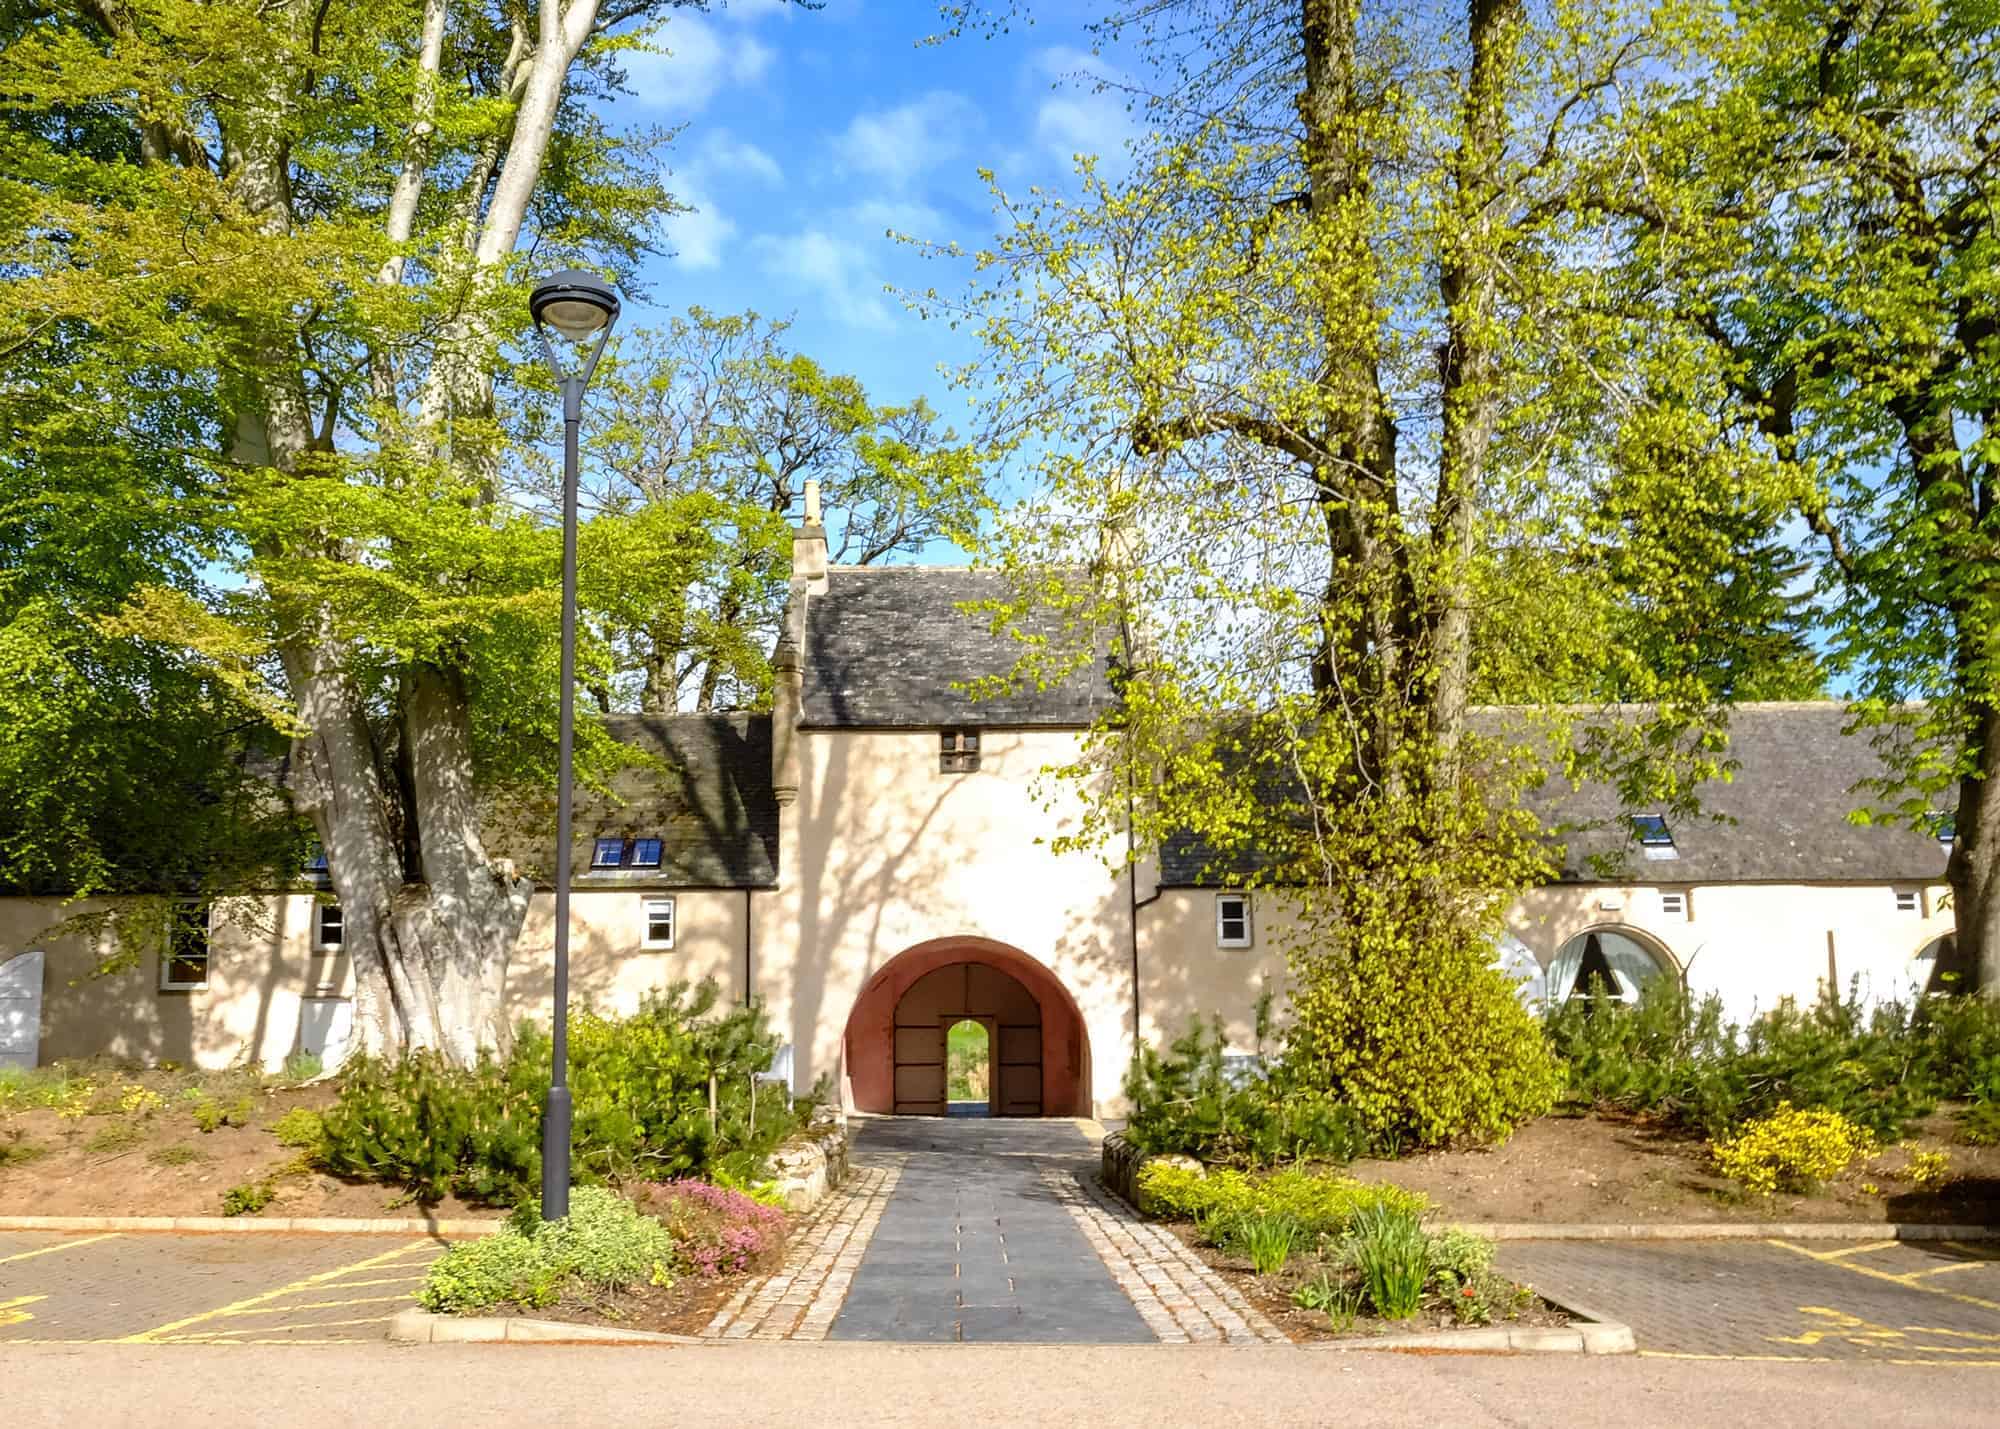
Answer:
[{"xmin": 530, "ymin": 269, "xmax": 621, "ymax": 343}]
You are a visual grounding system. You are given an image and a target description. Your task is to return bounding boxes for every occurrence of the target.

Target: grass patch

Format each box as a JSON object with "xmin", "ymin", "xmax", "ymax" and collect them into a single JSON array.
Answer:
[
  {"xmin": 147, "ymin": 1144, "xmax": 209, "ymax": 1168},
  {"xmin": 0, "ymin": 1133, "xmax": 49, "ymax": 1169},
  {"xmin": 83, "ymin": 1119, "xmax": 148, "ymax": 1155}
]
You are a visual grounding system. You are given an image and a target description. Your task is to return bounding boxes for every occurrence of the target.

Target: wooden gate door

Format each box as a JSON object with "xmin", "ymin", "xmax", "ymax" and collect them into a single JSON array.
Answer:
[{"xmin": 891, "ymin": 961, "xmax": 1043, "ymax": 1116}]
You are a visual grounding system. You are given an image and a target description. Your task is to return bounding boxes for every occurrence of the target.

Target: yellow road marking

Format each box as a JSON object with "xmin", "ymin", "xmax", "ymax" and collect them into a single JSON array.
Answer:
[
  {"xmin": 196, "ymin": 1293, "xmax": 414, "ymax": 1318},
  {"xmin": 1769, "ymin": 1240, "xmax": 2000, "ymax": 1314},
  {"xmin": 176, "ymin": 1314, "xmax": 401, "ymax": 1339},
  {"xmin": 0, "ymin": 1233, "xmax": 122, "ymax": 1266},
  {"xmin": 1908, "ymin": 1261, "xmax": 1994, "ymax": 1281},
  {"xmin": 117, "ymin": 1239, "xmax": 436, "ymax": 1344},
  {"xmin": 0, "ymin": 1294, "xmax": 48, "ymax": 1327},
  {"xmin": 1778, "ymin": 1239, "xmax": 1899, "ymax": 1263},
  {"xmin": 1639, "ymin": 1350, "xmax": 1836, "ymax": 1362},
  {"xmin": 314, "ymin": 1274, "xmax": 429, "ymax": 1289}
]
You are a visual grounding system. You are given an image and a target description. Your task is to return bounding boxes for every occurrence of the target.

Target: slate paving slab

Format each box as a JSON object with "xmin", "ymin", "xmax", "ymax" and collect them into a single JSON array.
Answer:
[{"xmin": 826, "ymin": 1118, "xmax": 1156, "ymax": 1344}]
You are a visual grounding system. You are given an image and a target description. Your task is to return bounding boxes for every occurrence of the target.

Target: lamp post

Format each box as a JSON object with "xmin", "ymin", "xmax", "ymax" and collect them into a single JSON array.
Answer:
[{"xmin": 529, "ymin": 269, "xmax": 620, "ymax": 1221}]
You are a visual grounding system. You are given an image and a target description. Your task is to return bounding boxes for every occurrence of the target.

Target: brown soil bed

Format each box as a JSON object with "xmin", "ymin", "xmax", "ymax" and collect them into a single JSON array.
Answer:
[
  {"xmin": 1161, "ymin": 1221, "xmax": 1570, "ymax": 1344},
  {"xmin": 0, "ymin": 1076, "xmax": 503, "ymax": 1223},
  {"xmin": 1342, "ymin": 1109, "xmax": 2000, "ymax": 1225},
  {"xmin": 489, "ymin": 1221, "xmax": 795, "ymax": 1338}
]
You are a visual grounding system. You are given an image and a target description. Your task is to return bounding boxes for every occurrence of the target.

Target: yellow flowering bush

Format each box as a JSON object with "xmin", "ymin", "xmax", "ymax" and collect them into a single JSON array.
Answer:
[
  {"xmin": 1901, "ymin": 1149, "xmax": 1952, "ymax": 1190},
  {"xmin": 1136, "ymin": 1161, "xmax": 1428, "ymax": 1238},
  {"xmin": 1709, "ymin": 1102, "xmax": 1877, "ymax": 1196}
]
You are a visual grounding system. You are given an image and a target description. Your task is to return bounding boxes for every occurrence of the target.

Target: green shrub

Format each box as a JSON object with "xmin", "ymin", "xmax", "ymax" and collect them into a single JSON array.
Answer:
[
  {"xmin": 1426, "ymin": 1226, "xmax": 1496, "ymax": 1282},
  {"xmin": 190, "ymin": 1094, "xmax": 254, "ymax": 1134},
  {"xmin": 268, "ymin": 1107, "xmax": 329, "ymax": 1161},
  {"xmin": 320, "ymin": 981, "xmax": 809, "ymax": 1205},
  {"xmin": 1348, "ymin": 1204, "xmax": 1429, "ymax": 1319},
  {"xmin": 221, "ymin": 1180, "xmax": 276, "ymax": 1216},
  {"xmin": 146, "ymin": 1144, "xmax": 206, "ymax": 1168},
  {"xmin": 1709, "ymin": 1102, "xmax": 1877, "ymax": 1196},
  {"xmin": 1548, "ymin": 982, "xmax": 1998, "ymax": 1142},
  {"xmin": 280, "ymin": 1052, "xmax": 324, "ymax": 1083},
  {"xmin": 1136, "ymin": 1162, "xmax": 1428, "ymax": 1243},
  {"xmin": 1123, "ymin": 1012, "xmax": 1365, "ymax": 1167},
  {"xmin": 419, "ymin": 1187, "xmax": 676, "ymax": 1314},
  {"xmin": 1961, "ymin": 1101, "xmax": 2000, "ymax": 1147},
  {"xmin": 1287, "ymin": 914, "xmax": 1562, "ymax": 1149},
  {"xmin": 0, "ymin": 1132, "xmax": 47, "ymax": 1168}
]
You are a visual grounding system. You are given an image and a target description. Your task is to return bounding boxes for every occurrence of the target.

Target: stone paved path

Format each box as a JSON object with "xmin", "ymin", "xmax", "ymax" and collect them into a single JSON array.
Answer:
[
  {"xmin": 708, "ymin": 1117, "xmax": 1284, "ymax": 1345},
  {"xmin": 1499, "ymin": 1236, "xmax": 2000, "ymax": 1363},
  {"xmin": 827, "ymin": 1118, "xmax": 1155, "ymax": 1343}
]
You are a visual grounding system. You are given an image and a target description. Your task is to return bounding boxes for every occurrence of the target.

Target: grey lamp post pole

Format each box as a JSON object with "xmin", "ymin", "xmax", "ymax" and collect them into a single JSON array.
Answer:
[{"xmin": 528, "ymin": 269, "xmax": 621, "ymax": 1222}]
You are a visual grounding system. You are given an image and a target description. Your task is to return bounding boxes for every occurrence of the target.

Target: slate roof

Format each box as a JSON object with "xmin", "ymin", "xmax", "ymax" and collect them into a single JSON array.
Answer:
[
  {"xmin": 799, "ymin": 566, "xmax": 1115, "ymax": 728},
  {"xmin": 1159, "ymin": 703, "xmax": 1951, "ymax": 887},
  {"xmin": 487, "ymin": 714, "xmax": 778, "ymax": 888}
]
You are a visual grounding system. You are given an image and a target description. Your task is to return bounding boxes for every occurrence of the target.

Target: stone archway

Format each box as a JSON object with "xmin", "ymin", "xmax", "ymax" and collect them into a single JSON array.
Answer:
[{"xmin": 843, "ymin": 936, "xmax": 1091, "ymax": 1117}]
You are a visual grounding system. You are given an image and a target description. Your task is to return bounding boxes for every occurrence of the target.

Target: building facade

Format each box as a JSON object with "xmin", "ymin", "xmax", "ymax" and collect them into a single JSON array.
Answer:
[{"xmin": 0, "ymin": 515, "xmax": 1963, "ymax": 1111}]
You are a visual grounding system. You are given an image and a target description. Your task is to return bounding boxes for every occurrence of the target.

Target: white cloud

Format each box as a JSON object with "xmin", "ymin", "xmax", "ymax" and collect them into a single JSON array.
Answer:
[
  {"xmin": 1031, "ymin": 46, "xmax": 1137, "ymax": 170},
  {"xmin": 697, "ymin": 132, "xmax": 784, "ymax": 187},
  {"xmin": 845, "ymin": 197, "xmax": 945, "ymax": 240},
  {"xmin": 619, "ymin": 13, "xmax": 774, "ymax": 115},
  {"xmin": 665, "ymin": 180, "xmax": 738, "ymax": 270},
  {"xmin": 751, "ymin": 229, "xmax": 895, "ymax": 330},
  {"xmin": 834, "ymin": 91, "xmax": 979, "ymax": 189}
]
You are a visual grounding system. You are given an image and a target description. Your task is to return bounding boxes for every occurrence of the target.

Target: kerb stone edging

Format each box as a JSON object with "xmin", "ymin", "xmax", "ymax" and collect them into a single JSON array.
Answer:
[{"xmin": 388, "ymin": 1308, "xmax": 700, "ymax": 1345}]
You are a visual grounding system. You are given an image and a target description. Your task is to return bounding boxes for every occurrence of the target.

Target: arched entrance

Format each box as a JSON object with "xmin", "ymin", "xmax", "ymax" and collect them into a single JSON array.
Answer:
[{"xmin": 843, "ymin": 937, "xmax": 1091, "ymax": 1117}]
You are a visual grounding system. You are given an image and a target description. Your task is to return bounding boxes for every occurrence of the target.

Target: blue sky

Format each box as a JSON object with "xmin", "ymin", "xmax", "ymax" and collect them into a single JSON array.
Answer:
[{"xmin": 605, "ymin": 0, "xmax": 1132, "ymax": 426}]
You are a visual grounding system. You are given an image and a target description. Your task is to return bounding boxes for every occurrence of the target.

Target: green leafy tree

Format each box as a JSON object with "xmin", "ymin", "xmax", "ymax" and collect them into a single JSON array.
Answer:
[
  {"xmin": 565, "ymin": 310, "xmax": 986, "ymax": 713},
  {"xmin": 934, "ymin": 0, "xmax": 1813, "ymax": 1139},
  {"xmin": 1611, "ymin": 0, "xmax": 1999, "ymax": 986},
  {"xmin": 0, "ymin": 0, "xmax": 808, "ymax": 1061}
]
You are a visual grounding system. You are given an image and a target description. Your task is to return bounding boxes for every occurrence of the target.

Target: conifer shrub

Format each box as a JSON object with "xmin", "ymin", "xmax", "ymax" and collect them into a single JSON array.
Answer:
[
  {"xmin": 321, "ymin": 981, "xmax": 808, "ymax": 1205},
  {"xmin": 1121, "ymin": 1011, "xmax": 1365, "ymax": 1167}
]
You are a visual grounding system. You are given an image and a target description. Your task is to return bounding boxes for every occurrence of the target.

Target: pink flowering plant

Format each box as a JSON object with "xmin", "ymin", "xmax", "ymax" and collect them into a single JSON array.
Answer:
[{"xmin": 635, "ymin": 1179, "xmax": 787, "ymax": 1278}]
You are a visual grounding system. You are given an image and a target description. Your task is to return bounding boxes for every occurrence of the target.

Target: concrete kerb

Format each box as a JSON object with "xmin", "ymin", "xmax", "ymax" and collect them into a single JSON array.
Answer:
[
  {"xmin": 1305, "ymin": 1294, "xmax": 1636, "ymax": 1356},
  {"xmin": 388, "ymin": 1309, "xmax": 702, "ymax": 1346},
  {"xmin": 0, "ymin": 1215, "xmax": 501, "ymax": 1236},
  {"xmin": 1455, "ymin": 1220, "xmax": 2000, "ymax": 1242}
]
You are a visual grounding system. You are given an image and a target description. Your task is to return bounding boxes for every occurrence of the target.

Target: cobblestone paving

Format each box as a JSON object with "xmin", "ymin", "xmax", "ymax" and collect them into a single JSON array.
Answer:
[
  {"xmin": 701, "ymin": 1162, "xmax": 903, "ymax": 1342},
  {"xmin": 1044, "ymin": 1165, "xmax": 1288, "ymax": 1345},
  {"xmin": 1500, "ymin": 1237, "xmax": 2000, "ymax": 1363}
]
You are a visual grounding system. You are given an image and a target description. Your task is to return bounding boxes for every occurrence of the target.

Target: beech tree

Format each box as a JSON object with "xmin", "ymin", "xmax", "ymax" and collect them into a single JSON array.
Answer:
[
  {"xmin": 0, "ymin": 0, "xmax": 799, "ymax": 1061},
  {"xmin": 1610, "ymin": 0, "xmax": 2000, "ymax": 991}
]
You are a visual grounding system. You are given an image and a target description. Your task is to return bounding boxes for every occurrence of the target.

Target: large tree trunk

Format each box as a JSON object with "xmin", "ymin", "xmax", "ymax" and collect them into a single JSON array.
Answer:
[{"xmin": 1948, "ymin": 705, "xmax": 2000, "ymax": 998}]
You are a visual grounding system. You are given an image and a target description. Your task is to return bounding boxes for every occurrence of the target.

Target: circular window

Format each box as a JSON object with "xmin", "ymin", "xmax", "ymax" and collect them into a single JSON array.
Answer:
[{"xmin": 1547, "ymin": 928, "xmax": 1676, "ymax": 1004}]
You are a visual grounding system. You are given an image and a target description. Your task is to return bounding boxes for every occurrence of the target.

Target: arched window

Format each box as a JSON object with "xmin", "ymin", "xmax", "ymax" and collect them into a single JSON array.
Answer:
[
  {"xmin": 1911, "ymin": 935, "xmax": 1971, "ymax": 996},
  {"xmin": 1547, "ymin": 928, "xmax": 1676, "ymax": 1004}
]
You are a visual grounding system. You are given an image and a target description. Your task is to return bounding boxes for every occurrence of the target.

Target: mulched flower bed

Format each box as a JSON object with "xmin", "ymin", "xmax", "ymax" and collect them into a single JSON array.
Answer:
[
  {"xmin": 493, "ymin": 1180, "xmax": 792, "ymax": 1337},
  {"xmin": 1157, "ymin": 1219, "xmax": 1573, "ymax": 1344}
]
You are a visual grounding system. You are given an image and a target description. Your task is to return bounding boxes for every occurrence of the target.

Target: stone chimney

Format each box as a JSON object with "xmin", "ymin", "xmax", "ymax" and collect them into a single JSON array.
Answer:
[
  {"xmin": 771, "ymin": 630, "xmax": 801, "ymax": 807},
  {"xmin": 792, "ymin": 477, "xmax": 828, "ymax": 590}
]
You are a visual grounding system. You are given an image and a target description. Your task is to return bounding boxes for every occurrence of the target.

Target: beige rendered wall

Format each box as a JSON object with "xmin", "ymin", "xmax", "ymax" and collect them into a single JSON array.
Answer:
[
  {"xmin": 1, "ymin": 887, "xmax": 751, "ymax": 1071},
  {"xmin": 756, "ymin": 727, "xmax": 1135, "ymax": 1114},
  {"xmin": 0, "ymin": 894, "xmax": 344, "ymax": 1071},
  {"xmin": 1135, "ymin": 890, "xmax": 1294, "ymax": 1056},
  {"xmin": 508, "ymin": 888, "xmax": 750, "ymax": 1024},
  {"xmin": 1508, "ymin": 881, "xmax": 1955, "ymax": 1022}
]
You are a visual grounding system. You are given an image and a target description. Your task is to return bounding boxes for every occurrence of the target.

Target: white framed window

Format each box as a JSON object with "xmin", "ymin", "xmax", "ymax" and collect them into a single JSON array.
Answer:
[
  {"xmin": 161, "ymin": 901, "xmax": 211, "ymax": 991},
  {"xmin": 1659, "ymin": 890, "xmax": 1689, "ymax": 919},
  {"xmin": 1895, "ymin": 889, "xmax": 1920, "ymax": 914},
  {"xmin": 591, "ymin": 838, "xmax": 626, "ymax": 869},
  {"xmin": 642, "ymin": 896, "xmax": 676, "ymax": 950},
  {"xmin": 315, "ymin": 903, "xmax": 344, "ymax": 950},
  {"xmin": 629, "ymin": 837, "xmax": 663, "ymax": 869},
  {"xmin": 1216, "ymin": 893, "xmax": 1252, "ymax": 949}
]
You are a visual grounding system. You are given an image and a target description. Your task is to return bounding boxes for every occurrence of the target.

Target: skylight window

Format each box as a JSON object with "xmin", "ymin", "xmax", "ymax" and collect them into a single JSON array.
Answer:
[
  {"xmin": 591, "ymin": 838, "xmax": 626, "ymax": 869},
  {"xmin": 1630, "ymin": 814, "xmax": 1674, "ymax": 847},
  {"xmin": 1930, "ymin": 811, "xmax": 1956, "ymax": 847},
  {"xmin": 306, "ymin": 843, "xmax": 328, "ymax": 873},
  {"xmin": 629, "ymin": 838, "xmax": 663, "ymax": 869}
]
